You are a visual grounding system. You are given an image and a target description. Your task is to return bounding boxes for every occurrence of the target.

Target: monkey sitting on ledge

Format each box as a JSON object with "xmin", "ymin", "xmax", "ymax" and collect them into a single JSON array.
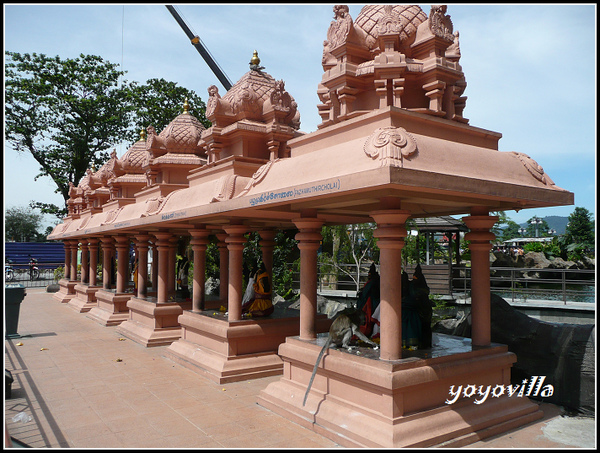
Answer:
[{"xmin": 303, "ymin": 307, "xmax": 379, "ymax": 406}]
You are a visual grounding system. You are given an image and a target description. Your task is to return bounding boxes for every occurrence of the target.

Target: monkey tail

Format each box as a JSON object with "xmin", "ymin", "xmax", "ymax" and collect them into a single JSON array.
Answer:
[{"xmin": 302, "ymin": 337, "xmax": 331, "ymax": 406}]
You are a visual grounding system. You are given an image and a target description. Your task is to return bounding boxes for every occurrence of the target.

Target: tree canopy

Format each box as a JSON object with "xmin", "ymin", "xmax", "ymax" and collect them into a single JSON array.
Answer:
[
  {"xmin": 5, "ymin": 206, "xmax": 43, "ymax": 242},
  {"xmin": 5, "ymin": 51, "xmax": 210, "ymax": 219},
  {"xmin": 563, "ymin": 207, "xmax": 595, "ymax": 256}
]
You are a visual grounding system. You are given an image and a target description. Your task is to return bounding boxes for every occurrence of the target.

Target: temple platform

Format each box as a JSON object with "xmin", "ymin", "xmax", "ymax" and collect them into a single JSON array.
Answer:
[
  {"xmin": 116, "ymin": 296, "xmax": 193, "ymax": 347},
  {"xmin": 257, "ymin": 332, "xmax": 544, "ymax": 448},
  {"xmin": 67, "ymin": 283, "xmax": 101, "ymax": 313},
  {"xmin": 52, "ymin": 278, "xmax": 77, "ymax": 304},
  {"xmin": 86, "ymin": 289, "xmax": 133, "ymax": 327},
  {"xmin": 165, "ymin": 302, "xmax": 333, "ymax": 384}
]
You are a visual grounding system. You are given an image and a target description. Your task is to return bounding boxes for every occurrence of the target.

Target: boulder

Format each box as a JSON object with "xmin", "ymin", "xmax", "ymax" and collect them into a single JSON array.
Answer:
[
  {"xmin": 489, "ymin": 293, "xmax": 595, "ymax": 415},
  {"xmin": 547, "ymin": 257, "xmax": 577, "ymax": 270},
  {"xmin": 288, "ymin": 294, "xmax": 348, "ymax": 318},
  {"xmin": 46, "ymin": 283, "xmax": 60, "ymax": 293},
  {"xmin": 523, "ymin": 251, "xmax": 552, "ymax": 269},
  {"xmin": 433, "ymin": 294, "xmax": 595, "ymax": 414}
]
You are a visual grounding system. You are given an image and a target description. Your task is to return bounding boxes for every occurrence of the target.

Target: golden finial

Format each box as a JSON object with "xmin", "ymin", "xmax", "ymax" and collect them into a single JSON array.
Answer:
[
  {"xmin": 249, "ymin": 50, "xmax": 265, "ymax": 71},
  {"xmin": 140, "ymin": 127, "xmax": 146, "ymax": 142},
  {"xmin": 183, "ymin": 98, "xmax": 190, "ymax": 114}
]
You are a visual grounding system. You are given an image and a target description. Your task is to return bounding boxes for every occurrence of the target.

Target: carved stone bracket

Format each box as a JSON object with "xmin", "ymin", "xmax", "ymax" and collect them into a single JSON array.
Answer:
[
  {"xmin": 212, "ymin": 175, "xmax": 239, "ymax": 203},
  {"xmin": 238, "ymin": 159, "xmax": 277, "ymax": 197},
  {"xmin": 141, "ymin": 191, "xmax": 177, "ymax": 217},
  {"xmin": 101, "ymin": 207, "xmax": 124, "ymax": 225}
]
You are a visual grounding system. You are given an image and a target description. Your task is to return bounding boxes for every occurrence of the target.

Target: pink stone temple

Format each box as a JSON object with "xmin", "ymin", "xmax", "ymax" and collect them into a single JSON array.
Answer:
[{"xmin": 48, "ymin": 5, "xmax": 573, "ymax": 447}]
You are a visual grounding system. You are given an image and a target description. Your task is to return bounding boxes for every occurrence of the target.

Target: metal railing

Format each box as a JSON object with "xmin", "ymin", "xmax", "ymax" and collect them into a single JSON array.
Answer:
[
  {"xmin": 286, "ymin": 262, "xmax": 595, "ymax": 304},
  {"xmin": 452, "ymin": 266, "xmax": 595, "ymax": 304},
  {"xmin": 286, "ymin": 262, "xmax": 372, "ymax": 294},
  {"xmin": 5, "ymin": 263, "xmax": 63, "ymax": 288}
]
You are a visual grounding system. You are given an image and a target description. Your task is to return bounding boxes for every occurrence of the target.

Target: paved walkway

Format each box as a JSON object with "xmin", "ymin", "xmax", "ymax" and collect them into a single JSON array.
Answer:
[{"xmin": 5, "ymin": 288, "xmax": 596, "ymax": 449}]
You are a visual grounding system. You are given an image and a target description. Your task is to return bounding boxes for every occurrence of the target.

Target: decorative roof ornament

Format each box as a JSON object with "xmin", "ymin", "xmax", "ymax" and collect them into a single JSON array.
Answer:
[
  {"xmin": 183, "ymin": 97, "xmax": 190, "ymax": 114},
  {"xmin": 363, "ymin": 126, "xmax": 418, "ymax": 168},
  {"xmin": 249, "ymin": 50, "xmax": 265, "ymax": 72},
  {"xmin": 428, "ymin": 5, "xmax": 454, "ymax": 42}
]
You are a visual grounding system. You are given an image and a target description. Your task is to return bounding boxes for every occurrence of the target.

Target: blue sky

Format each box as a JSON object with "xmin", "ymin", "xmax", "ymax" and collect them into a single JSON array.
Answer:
[{"xmin": 4, "ymin": 4, "xmax": 596, "ymax": 229}]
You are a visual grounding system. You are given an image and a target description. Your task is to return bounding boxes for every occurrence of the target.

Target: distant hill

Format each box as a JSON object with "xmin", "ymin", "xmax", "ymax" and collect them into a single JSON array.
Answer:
[{"xmin": 519, "ymin": 216, "xmax": 569, "ymax": 235}]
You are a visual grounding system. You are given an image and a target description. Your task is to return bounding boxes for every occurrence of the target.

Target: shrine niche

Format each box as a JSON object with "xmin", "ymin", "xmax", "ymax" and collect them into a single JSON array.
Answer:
[{"xmin": 48, "ymin": 4, "xmax": 574, "ymax": 448}]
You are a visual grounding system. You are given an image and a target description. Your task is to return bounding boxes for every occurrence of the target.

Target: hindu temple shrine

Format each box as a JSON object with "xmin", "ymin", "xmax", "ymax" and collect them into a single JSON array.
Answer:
[{"xmin": 48, "ymin": 4, "xmax": 574, "ymax": 447}]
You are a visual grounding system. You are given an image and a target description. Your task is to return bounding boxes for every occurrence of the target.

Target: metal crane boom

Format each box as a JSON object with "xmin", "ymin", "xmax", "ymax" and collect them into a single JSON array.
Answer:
[{"xmin": 166, "ymin": 5, "xmax": 232, "ymax": 91}]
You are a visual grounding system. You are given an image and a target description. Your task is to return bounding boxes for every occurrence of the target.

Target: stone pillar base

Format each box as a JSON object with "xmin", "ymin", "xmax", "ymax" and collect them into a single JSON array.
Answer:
[
  {"xmin": 86, "ymin": 289, "xmax": 132, "ymax": 326},
  {"xmin": 53, "ymin": 279, "xmax": 77, "ymax": 303},
  {"xmin": 165, "ymin": 309, "xmax": 332, "ymax": 384},
  {"xmin": 116, "ymin": 297, "xmax": 192, "ymax": 347},
  {"xmin": 257, "ymin": 335, "xmax": 543, "ymax": 448},
  {"xmin": 68, "ymin": 284, "xmax": 101, "ymax": 313}
]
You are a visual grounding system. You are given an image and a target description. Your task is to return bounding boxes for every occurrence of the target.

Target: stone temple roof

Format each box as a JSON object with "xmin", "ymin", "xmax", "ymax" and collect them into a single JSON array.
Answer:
[
  {"xmin": 48, "ymin": 5, "xmax": 573, "ymax": 240},
  {"xmin": 205, "ymin": 52, "xmax": 300, "ymax": 130},
  {"xmin": 354, "ymin": 4, "xmax": 428, "ymax": 53},
  {"xmin": 111, "ymin": 139, "xmax": 147, "ymax": 176},
  {"xmin": 146, "ymin": 102, "xmax": 206, "ymax": 158}
]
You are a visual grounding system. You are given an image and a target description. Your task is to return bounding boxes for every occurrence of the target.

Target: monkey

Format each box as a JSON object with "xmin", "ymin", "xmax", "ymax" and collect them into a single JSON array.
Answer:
[{"xmin": 303, "ymin": 307, "xmax": 379, "ymax": 406}]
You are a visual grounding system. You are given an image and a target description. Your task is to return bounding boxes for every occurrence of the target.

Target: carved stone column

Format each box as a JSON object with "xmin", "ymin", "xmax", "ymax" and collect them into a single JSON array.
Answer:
[
  {"xmin": 63, "ymin": 240, "xmax": 73, "ymax": 280},
  {"xmin": 151, "ymin": 242, "xmax": 158, "ymax": 292},
  {"xmin": 80, "ymin": 240, "xmax": 89, "ymax": 284},
  {"xmin": 190, "ymin": 228, "xmax": 210, "ymax": 312},
  {"xmin": 168, "ymin": 236, "xmax": 178, "ymax": 298},
  {"xmin": 114, "ymin": 236, "xmax": 130, "ymax": 294},
  {"xmin": 70, "ymin": 241, "xmax": 79, "ymax": 282},
  {"xmin": 135, "ymin": 235, "xmax": 151, "ymax": 299},
  {"xmin": 224, "ymin": 225, "xmax": 248, "ymax": 321},
  {"xmin": 153, "ymin": 232, "xmax": 173, "ymax": 303},
  {"xmin": 293, "ymin": 217, "xmax": 324, "ymax": 341},
  {"xmin": 371, "ymin": 210, "xmax": 411, "ymax": 361},
  {"xmin": 462, "ymin": 209, "xmax": 498, "ymax": 347},
  {"xmin": 101, "ymin": 237, "xmax": 114, "ymax": 290},
  {"xmin": 215, "ymin": 233, "xmax": 229, "ymax": 304},
  {"xmin": 88, "ymin": 238, "xmax": 99, "ymax": 287},
  {"xmin": 258, "ymin": 229, "xmax": 277, "ymax": 278}
]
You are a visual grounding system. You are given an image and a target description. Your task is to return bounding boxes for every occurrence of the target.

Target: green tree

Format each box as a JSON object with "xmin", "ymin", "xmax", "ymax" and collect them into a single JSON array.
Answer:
[
  {"xmin": 565, "ymin": 207, "xmax": 594, "ymax": 245},
  {"xmin": 500, "ymin": 220, "xmax": 524, "ymax": 242},
  {"xmin": 5, "ymin": 52, "xmax": 209, "ymax": 219},
  {"xmin": 562, "ymin": 207, "xmax": 595, "ymax": 260},
  {"xmin": 5, "ymin": 206, "xmax": 43, "ymax": 242},
  {"xmin": 126, "ymin": 78, "xmax": 210, "ymax": 145},
  {"xmin": 271, "ymin": 230, "xmax": 299, "ymax": 298},
  {"xmin": 491, "ymin": 211, "xmax": 509, "ymax": 241},
  {"xmin": 320, "ymin": 223, "xmax": 379, "ymax": 292},
  {"xmin": 5, "ymin": 51, "xmax": 134, "ymax": 217}
]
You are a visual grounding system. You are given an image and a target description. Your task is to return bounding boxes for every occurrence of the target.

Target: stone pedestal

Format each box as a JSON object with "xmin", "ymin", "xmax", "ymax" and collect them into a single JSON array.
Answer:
[
  {"xmin": 68, "ymin": 283, "xmax": 101, "ymax": 313},
  {"xmin": 116, "ymin": 296, "xmax": 192, "ymax": 347},
  {"xmin": 165, "ymin": 309, "xmax": 332, "ymax": 384},
  {"xmin": 86, "ymin": 289, "xmax": 132, "ymax": 326},
  {"xmin": 52, "ymin": 278, "xmax": 77, "ymax": 304},
  {"xmin": 257, "ymin": 334, "xmax": 543, "ymax": 448}
]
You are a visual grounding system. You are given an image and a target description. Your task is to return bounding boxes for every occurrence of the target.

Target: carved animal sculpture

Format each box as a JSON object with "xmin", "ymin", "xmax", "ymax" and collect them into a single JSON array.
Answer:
[{"xmin": 303, "ymin": 307, "xmax": 378, "ymax": 406}]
